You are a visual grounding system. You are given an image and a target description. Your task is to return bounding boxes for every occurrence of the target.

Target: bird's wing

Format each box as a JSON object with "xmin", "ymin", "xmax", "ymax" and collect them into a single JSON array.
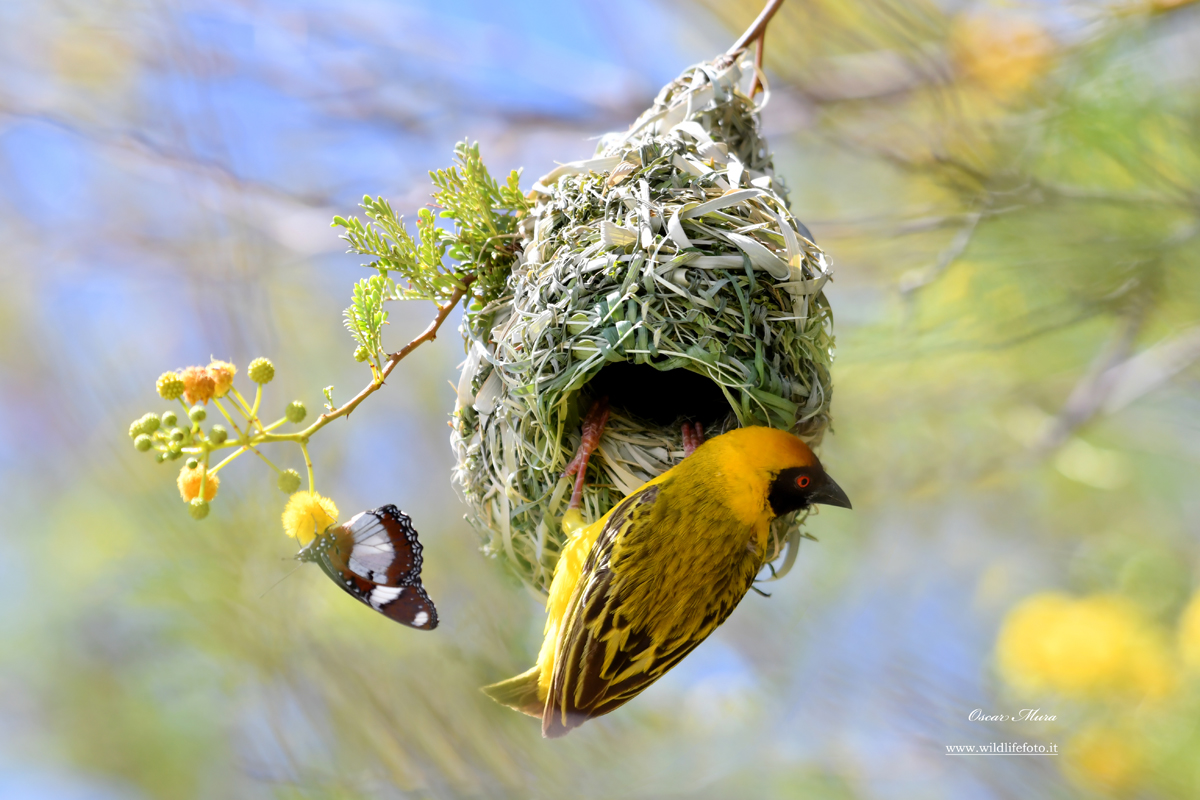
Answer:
[{"xmin": 542, "ymin": 480, "xmax": 758, "ymax": 737}]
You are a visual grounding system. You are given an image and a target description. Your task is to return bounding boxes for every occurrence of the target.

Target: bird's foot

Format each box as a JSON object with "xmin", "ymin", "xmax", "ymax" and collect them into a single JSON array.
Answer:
[
  {"xmin": 681, "ymin": 421, "xmax": 705, "ymax": 457},
  {"xmin": 564, "ymin": 398, "xmax": 610, "ymax": 510}
]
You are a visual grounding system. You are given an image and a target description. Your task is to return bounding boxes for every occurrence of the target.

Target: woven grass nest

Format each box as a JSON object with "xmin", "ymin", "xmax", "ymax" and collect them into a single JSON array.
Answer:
[{"xmin": 450, "ymin": 55, "xmax": 836, "ymax": 597}]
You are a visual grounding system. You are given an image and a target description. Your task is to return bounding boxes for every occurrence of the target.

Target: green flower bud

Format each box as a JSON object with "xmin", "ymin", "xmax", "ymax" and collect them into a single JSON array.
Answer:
[
  {"xmin": 162, "ymin": 411, "xmax": 178, "ymax": 428},
  {"xmin": 277, "ymin": 469, "xmax": 302, "ymax": 494},
  {"xmin": 189, "ymin": 498, "xmax": 210, "ymax": 520},
  {"xmin": 170, "ymin": 428, "xmax": 186, "ymax": 443},
  {"xmin": 185, "ymin": 457, "xmax": 199, "ymax": 470},
  {"xmin": 285, "ymin": 401, "xmax": 307, "ymax": 424},
  {"xmin": 167, "ymin": 448, "xmax": 184, "ymax": 461},
  {"xmin": 134, "ymin": 434, "xmax": 153, "ymax": 452},
  {"xmin": 141, "ymin": 413, "xmax": 161, "ymax": 434},
  {"xmin": 208, "ymin": 425, "xmax": 228, "ymax": 444},
  {"xmin": 155, "ymin": 452, "xmax": 167, "ymax": 464},
  {"xmin": 248, "ymin": 357, "xmax": 275, "ymax": 384},
  {"xmin": 157, "ymin": 371, "xmax": 185, "ymax": 401},
  {"xmin": 189, "ymin": 405, "xmax": 207, "ymax": 423},
  {"xmin": 353, "ymin": 345, "xmax": 369, "ymax": 362}
]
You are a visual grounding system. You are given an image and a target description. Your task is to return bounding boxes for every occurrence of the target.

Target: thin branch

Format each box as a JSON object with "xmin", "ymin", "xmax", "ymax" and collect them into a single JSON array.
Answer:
[
  {"xmin": 1036, "ymin": 310, "xmax": 1147, "ymax": 454},
  {"xmin": 751, "ymin": 31, "xmax": 767, "ymax": 97},
  {"xmin": 898, "ymin": 211, "xmax": 983, "ymax": 294},
  {"xmin": 285, "ymin": 277, "xmax": 476, "ymax": 442},
  {"xmin": 727, "ymin": 0, "xmax": 787, "ymax": 55}
]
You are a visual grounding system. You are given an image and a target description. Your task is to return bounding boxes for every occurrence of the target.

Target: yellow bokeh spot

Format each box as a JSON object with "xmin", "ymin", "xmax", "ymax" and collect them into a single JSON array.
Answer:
[
  {"xmin": 1150, "ymin": 0, "xmax": 1199, "ymax": 11},
  {"xmin": 1178, "ymin": 590, "xmax": 1200, "ymax": 670},
  {"xmin": 996, "ymin": 592, "xmax": 1178, "ymax": 701},
  {"xmin": 282, "ymin": 492, "xmax": 339, "ymax": 546},
  {"xmin": 53, "ymin": 27, "xmax": 133, "ymax": 91},
  {"xmin": 951, "ymin": 14, "xmax": 1053, "ymax": 97},
  {"xmin": 1065, "ymin": 723, "xmax": 1143, "ymax": 794}
]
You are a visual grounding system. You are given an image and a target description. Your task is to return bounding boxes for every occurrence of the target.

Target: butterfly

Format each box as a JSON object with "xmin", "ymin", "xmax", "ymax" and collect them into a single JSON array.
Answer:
[{"xmin": 297, "ymin": 505, "xmax": 438, "ymax": 630}]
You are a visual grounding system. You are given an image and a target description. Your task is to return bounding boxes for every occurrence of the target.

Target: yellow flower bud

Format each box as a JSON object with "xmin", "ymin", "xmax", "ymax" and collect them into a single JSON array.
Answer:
[
  {"xmin": 281, "ymin": 491, "xmax": 338, "ymax": 546},
  {"xmin": 248, "ymin": 357, "xmax": 275, "ymax": 384},
  {"xmin": 285, "ymin": 401, "xmax": 306, "ymax": 424},
  {"xmin": 277, "ymin": 469, "xmax": 302, "ymax": 494},
  {"xmin": 156, "ymin": 371, "xmax": 185, "ymax": 401}
]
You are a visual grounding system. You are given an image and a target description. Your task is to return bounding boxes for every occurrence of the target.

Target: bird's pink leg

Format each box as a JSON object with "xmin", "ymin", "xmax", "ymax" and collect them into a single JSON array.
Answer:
[
  {"xmin": 681, "ymin": 421, "xmax": 704, "ymax": 457},
  {"xmin": 564, "ymin": 398, "xmax": 610, "ymax": 510}
]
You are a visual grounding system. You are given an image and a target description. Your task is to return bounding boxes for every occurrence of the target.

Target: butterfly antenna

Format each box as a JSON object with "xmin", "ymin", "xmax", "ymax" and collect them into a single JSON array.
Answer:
[{"xmin": 259, "ymin": 563, "xmax": 305, "ymax": 599}]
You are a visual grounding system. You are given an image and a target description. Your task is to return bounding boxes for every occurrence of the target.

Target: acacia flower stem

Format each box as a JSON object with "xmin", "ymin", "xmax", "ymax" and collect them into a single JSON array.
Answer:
[
  {"xmin": 300, "ymin": 441, "xmax": 314, "ymax": 493},
  {"xmin": 210, "ymin": 446, "xmax": 248, "ymax": 476},
  {"xmin": 198, "ymin": 447, "xmax": 210, "ymax": 500},
  {"xmin": 262, "ymin": 417, "xmax": 288, "ymax": 433},
  {"xmin": 250, "ymin": 446, "xmax": 283, "ymax": 474},
  {"xmin": 213, "ymin": 399, "xmax": 248, "ymax": 440},
  {"xmin": 208, "ymin": 437, "xmax": 280, "ymax": 477},
  {"xmin": 273, "ymin": 277, "xmax": 475, "ymax": 444},
  {"xmin": 229, "ymin": 388, "xmax": 253, "ymax": 417},
  {"xmin": 231, "ymin": 388, "xmax": 265, "ymax": 434}
]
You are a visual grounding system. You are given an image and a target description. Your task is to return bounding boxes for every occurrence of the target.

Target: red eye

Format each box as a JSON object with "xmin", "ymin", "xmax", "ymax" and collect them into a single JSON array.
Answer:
[{"xmin": 796, "ymin": 475, "xmax": 810, "ymax": 489}]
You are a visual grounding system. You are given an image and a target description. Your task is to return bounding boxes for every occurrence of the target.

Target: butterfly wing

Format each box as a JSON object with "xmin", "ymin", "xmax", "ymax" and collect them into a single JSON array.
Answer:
[
  {"xmin": 370, "ymin": 581, "xmax": 438, "ymax": 630},
  {"xmin": 343, "ymin": 504, "xmax": 422, "ymax": 584},
  {"xmin": 299, "ymin": 505, "xmax": 439, "ymax": 630}
]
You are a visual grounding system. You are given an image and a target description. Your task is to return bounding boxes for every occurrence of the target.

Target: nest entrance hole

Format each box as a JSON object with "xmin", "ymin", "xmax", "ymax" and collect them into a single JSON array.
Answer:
[{"xmin": 582, "ymin": 362, "xmax": 734, "ymax": 428}]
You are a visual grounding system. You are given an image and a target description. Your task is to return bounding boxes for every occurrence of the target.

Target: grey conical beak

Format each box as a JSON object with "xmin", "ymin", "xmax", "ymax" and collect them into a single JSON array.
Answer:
[{"xmin": 811, "ymin": 475, "xmax": 852, "ymax": 509}]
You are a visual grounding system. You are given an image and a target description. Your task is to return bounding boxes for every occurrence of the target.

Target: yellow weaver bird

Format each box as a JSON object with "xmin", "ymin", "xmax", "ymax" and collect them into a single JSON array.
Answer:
[{"xmin": 483, "ymin": 425, "xmax": 851, "ymax": 737}]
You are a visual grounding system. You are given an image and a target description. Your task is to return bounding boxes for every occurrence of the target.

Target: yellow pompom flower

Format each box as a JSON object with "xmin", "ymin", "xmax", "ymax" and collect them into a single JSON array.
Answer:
[
  {"xmin": 996, "ymin": 592, "xmax": 1177, "ymax": 701},
  {"xmin": 177, "ymin": 463, "xmax": 219, "ymax": 502},
  {"xmin": 180, "ymin": 365, "xmax": 216, "ymax": 406},
  {"xmin": 1178, "ymin": 590, "xmax": 1200, "ymax": 670},
  {"xmin": 207, "ymin": 360, "xmax": 236, "ymax": 398},
  {"xmin": 282, "ymin": 491, "xmax": 338, "ymax": 546}
]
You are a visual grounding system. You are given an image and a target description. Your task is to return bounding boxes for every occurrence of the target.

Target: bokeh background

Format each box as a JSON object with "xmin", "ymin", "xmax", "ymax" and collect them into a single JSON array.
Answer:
[{"xmin": 3, "ymin": 0, "xmax": 1200, "ymax": 797}]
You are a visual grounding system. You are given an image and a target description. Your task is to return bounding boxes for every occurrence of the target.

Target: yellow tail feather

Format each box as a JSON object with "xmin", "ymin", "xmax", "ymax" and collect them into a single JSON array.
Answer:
[{"xmin": 481, "ymin": 666, "xmax": 544, "ymax": 718}]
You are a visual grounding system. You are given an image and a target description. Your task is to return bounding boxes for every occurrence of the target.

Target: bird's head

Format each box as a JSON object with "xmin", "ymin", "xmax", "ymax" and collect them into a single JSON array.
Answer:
[{"xmin": 703, "ymin": 426, "xmax": 852, "ymax": 518}]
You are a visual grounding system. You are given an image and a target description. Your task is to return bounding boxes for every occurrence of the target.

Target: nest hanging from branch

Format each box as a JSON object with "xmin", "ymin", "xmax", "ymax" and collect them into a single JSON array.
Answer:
[{"xmin": 450, "ymin": 55, "xmax": 836, "ymax": 597}]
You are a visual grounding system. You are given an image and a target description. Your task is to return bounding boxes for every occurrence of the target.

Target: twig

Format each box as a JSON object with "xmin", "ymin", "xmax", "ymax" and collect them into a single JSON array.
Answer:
[
  {"xmin": 285, "ymin": 277, "xmax": 476, "ymax": 442},
  {"xmin": 751, "ymin": 31, "xmax": 767, "ymax": 97},
  {"xmin": 898, "ymin": 211, "xmax": 983, "ymax": 294},
  {"xmin": 1036, "ymin": 310, "xmax": 1146, "ymax": 454},
  {"xmin": 727, "ymin": 0, "xmax": 787, "ymax": 55}
]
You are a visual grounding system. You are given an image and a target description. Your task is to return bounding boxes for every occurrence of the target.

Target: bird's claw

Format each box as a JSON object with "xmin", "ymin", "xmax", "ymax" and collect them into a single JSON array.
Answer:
[
  {"xmin": 564, "ymin": 398, "xmax": 610, "ymax": 509},
  {"xmin": 681, "ymin": 421, "xmax": 704, "ymax": 457}
]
